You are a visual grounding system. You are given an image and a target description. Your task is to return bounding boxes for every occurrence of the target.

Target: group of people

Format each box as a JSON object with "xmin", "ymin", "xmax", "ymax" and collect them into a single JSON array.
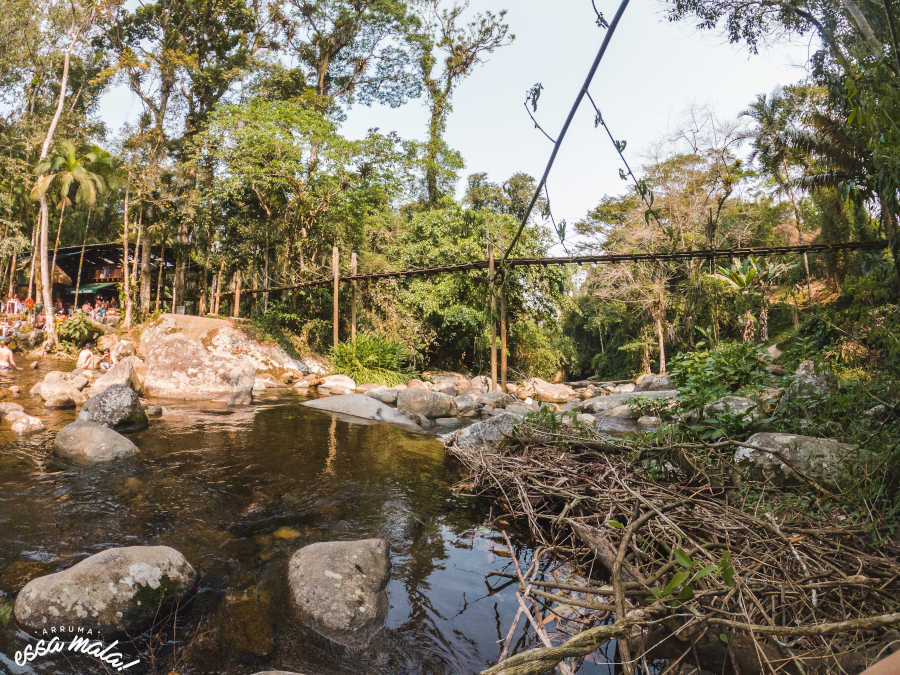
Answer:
[{"xmin": 3, "ymin": 294, "xmax": 32, "ymax": 316}]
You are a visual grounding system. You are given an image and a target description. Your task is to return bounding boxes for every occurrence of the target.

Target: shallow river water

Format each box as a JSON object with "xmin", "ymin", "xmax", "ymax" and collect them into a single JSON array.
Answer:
[{"xmin": 0, "ymin": 362, "xmax": 617, "ymax": 674}]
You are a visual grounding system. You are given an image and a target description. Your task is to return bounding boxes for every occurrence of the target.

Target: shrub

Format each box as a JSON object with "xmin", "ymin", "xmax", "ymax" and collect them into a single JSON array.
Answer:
[
  {"xmin": 669, "ymin": 342, "xmax": 769, "ymax": 410},
  {"xmin": 57, "ymin": 312, "xmax": 102, "ymax": 348},
  {"xmin": 329, "ymin": 333, "xmax": 417, "ymax": 386}
]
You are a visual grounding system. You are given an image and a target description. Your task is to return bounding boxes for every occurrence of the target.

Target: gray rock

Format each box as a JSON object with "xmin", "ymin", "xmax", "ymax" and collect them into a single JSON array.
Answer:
[
  {"xmin": 610, "ymin": 383, "xmax": 636, "ymax": 394},
  {"xmin": 288, "ymin": 539, "xmax": 390, "ymax": 649},
  {"xmin": 786, "ymin": 360, "xmax": 837, "ymax": 400},
  {"xmin": 14, "ymin": 545, "xmax": 196, "ymax": 636},
  {"xmin": 505, "ymin": 402, "xmax": 538, "ymax": 416},
  {"xmin": 432, "ymin": 381, "xmax": 458, "ymax": 396},
  {"xmin": 318, "ymin": 374, "xmax": 356, "ymax": 395},
  {"xmin": 476, "ymin": 391, "xmax": 516, "ymax": 408},
  {"xmin": 54, "ymin": 421, "xmax": 138, "ymax": 463},
  {"xmin": 446, "ymin": 412, "xmax": 522, "ymax": 451},
  {"xmin": 366, "ymin": 386, "xmax": 399, "ymax": 404},
  {"xmin": 302, "ymin": 393, "xmax": 421, "ymax": 430},
  {"xmin": 87, "ymin": 356, "xmax": 144, "ymax": 397},
  {"xmin": 454, "ymin": 393, "xmax": 480, "ymax": 415},
  {"xmin": 736, "ymin": 432, "xmax": 858, "ymax": 483},
  {"xmin": 32, "ymin": 371, "xmax": 87, "ymax": 408},
  {"xmin": 704, "ymin": 395, "xmax": 760, "ymax": 422},
  {"xmin": 578, "ymin": 390, "xmax": 678, "ymax": 415},
  {"xmin": 396, "ymin": 388, "xmax": 456, "ymax": 418},
  {"xmin": 79, "ymin": 384, "xmax": 148, "ymax": 432},
  {"xmin": 434, "ymin": 417, "xmax": 461, "ymax": 429},
  {"xmin": 634, "ymin": 373, "xmax": 672, "ymax": 391},
  {"xmin": 469, "ymin": 376, "xmax": 491, "ymax": 393}
]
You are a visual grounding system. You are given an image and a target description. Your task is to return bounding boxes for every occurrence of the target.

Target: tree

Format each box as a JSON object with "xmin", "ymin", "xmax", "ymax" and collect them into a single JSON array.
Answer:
[
  {"xmin": 413, "ymin": 1, "xmax": 512, "ymax": 206},
  {"xmin": 279, "ymin": 0, "xmax": 421, "ymax": 111}
]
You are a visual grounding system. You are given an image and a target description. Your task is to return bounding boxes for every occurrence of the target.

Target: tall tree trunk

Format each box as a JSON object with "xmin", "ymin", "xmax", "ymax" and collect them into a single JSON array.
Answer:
[
  {"xmin": 122, "ymin": 184, "xmax": 133, "ymax": 327},
  {"xmin": 199, "ymin": 244, "xmax": 211, "ymax": 315},
  {"xmin": 232, "ymin": 269, "xmax": 241, "ymax": 318},
  {"xmin": 140, "ymin": 232, "xmax": 151, "ymax": 314},
  {"xmin": 7, "ymin": 247, "xmax": 16, "ymax": 297},
  {"xmin": 214, "ymin": 260, "xmax": 224, "ymax": 315},
  {"xmin": 35, "ymin": 12, "xmax": 91, "ymax": 346},
  {"xmin": 27, "ymin": 218, "xmax": 37, "ymax": 302},
  {"xmin": 155, "ymin": 240, "xmax": 165, "ymax": 313},
  {"xmin": 49, "ymin": 201, "xmax": 66, "ymax": 297}
]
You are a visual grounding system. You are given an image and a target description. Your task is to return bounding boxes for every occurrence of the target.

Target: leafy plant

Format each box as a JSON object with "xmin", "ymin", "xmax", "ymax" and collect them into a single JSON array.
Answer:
[
  {"xmin": 57, "ymin": 312, "xmax": 102, "ymax": 348},
  {"xmin": 329, "ymin": 333, "xmax": 416, "ymax": 386},
  {"xmin": 0, "ymin": 603, "xmax": 12, "ymax": 627},
  {"xmin": 650, "ymin": 548, "xmax": 731, "ymax": 608},
  {"xmin": 669, "ymin": 342, "xmax": 769, "ymax": 410}
]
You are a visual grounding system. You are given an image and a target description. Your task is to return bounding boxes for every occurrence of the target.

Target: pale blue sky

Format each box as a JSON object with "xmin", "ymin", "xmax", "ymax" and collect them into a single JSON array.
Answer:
[{"xmin": 100, "ymin": 0, "xmax": 814, "ymax": 243}]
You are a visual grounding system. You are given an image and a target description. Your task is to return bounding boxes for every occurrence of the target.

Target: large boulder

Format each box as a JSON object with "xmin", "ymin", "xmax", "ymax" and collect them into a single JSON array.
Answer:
[
  {"xmin": 446, "ymin": 412, "xmax": 522, "ymax": 451},
  {"xmin": 634, "ymin": 373, "xmax": 672, "ymax": 391},
  {"xmin": 14, "ymin": 546, "xmax": 196, "ymax": 636},
  {"xmin": 5, "ymin": 411, "xmax": 44, "ymax": 435},
  {"xmin": 302, "ymin": 394, "xmax": 421, "ymax": 431},
  {"xmin": 141, "ymin": 333, "xmax": 255, "ymax": 405},
  {"xmin": 86, "ymin": 356, "xmax": 144, "ymax": 397},
  {"xmin": 396, "ymin": 388, "xmax": 456, "ymax": 418},
  {"xmin": 288, "ymin": 539, "xmax": 390, "ymax": 649},
  {"xmin": 522, "ymin": 378, "xmax": 575, "ymax": 403},
  {"xmin": 785, "ymin": 360, "xmax": 837, "ymax": 400},
  {"xmin": 78, "ymin": 384, "xmax": 148, "ymax": 432},
  {"xmin": 140, "ymin": 314, "xmax": 310, "ymax": 378},
  {"xmin": 0, "ymin": 402, "xmax": 25, "ymax": 417},
  {"xmin": 54, "ymin": 421, "xmax": 138, "ymax": 463},
  {"xmin": 476, "ymin": 391, "xmax": 516, "ymax": 408},
  {"xmin": 736, "ymin": 432, "xmax": 857, "ymax": 483}
]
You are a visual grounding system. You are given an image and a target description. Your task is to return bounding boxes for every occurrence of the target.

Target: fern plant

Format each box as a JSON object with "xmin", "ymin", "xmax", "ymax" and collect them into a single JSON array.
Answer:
[{"xmin": 329, "ymin": 333, "xmax": 417, "ymax": 386}]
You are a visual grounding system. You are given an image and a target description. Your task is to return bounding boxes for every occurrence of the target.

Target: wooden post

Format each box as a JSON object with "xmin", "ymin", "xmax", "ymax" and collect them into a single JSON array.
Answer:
[
  {"xmin": 802, "ymin": 251, "xmax": 813, "ymax": 304},
  {"xmin": 500, "ymin": 282, "xmax": 508, "ymax": 391},
  {"xmin": 332, "ymin": 245, "xmax": 339, "ymax": 347},
  {"xmin": 350, "ymin": 251, "xmax": 357, "ymax": 342},
  {"xmin": 233, "ymin": 269, "xmax": 241, "ymax": 318},
  {"xmin": 488, "ymin": 242, "xmax": 497, "ymax": 392}
]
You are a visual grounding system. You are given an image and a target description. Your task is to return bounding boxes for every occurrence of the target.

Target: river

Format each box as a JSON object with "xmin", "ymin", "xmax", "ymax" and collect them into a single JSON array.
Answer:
[{"xmin": 0, "ymin": 361, "xmax": 619, "ymax": 674}]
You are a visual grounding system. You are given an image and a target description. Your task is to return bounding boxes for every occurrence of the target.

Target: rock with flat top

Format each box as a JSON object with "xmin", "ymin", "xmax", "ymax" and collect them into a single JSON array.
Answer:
[
  {"xmin": 288, "ymin": 539, "xmax": 390, "ymax": 649},
  {"xmin": 317, "ymin": 374, "xmax": 356, "ymax": 395},
  {"xmin": 366, "ymin": 386, "xmax": 399, "ymax": 404},
  {"xmin": 302, "ymin": 393, "xmax": 421, "ymax": 430},
  {"xmin": 396, "ymin": 388, "xmax": 456, "ymax": 418},
  {"xmin": 446, "ymin": 412, "xmax": 522, "ymax": 451},
  {"xmin": 634, "ymin": 373, "xmax": 672, "ymax": 391}
]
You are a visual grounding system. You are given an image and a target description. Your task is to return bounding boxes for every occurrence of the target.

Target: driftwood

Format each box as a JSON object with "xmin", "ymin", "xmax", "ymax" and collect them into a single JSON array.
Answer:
[{"xmin": 449, "ymin": 420, "xmax": 900, "ymax": 674}]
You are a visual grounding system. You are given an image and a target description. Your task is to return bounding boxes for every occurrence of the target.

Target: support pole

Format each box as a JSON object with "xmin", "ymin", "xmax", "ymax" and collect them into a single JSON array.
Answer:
[
  {"xmin": 350, "ymin": 251, "xmax": 357, "ymax": 342},
  {"xmin": 332, "ymin": 245, "xmax": 339, "ymax": 347},
  {"xmin": 500, "ymin": 280, "xmax": 508, "ymax": 391},
  {"xmin": 802, "ymin": 251, "xmax": 813, "ymax": 304},
  {"xmin": 489, "ymin": 242, "xmax": 497, "ymax": 392},
  {"xmin": 232, "ymin": 268, "xmax": 241, "ymax": 318}
]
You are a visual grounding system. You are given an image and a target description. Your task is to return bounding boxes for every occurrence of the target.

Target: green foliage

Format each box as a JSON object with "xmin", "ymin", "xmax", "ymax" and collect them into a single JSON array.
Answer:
[
  {"xmin": 329, "ymin": 333, "xmax": 417, "ymax": 386},
  {"xmin": 57, "ymin": 313, "xmax": 102, "ymax": 348},
  {"xmin": 650, "ymin": 548, "xmax": 731, "ymax": 608},
  {"xmin": 0, "ymin": 602, "xmax": 11, "ymax": 628},
  {"xmin": 669, "ymin": 342, "xmax": 769, "ymax": 410}
]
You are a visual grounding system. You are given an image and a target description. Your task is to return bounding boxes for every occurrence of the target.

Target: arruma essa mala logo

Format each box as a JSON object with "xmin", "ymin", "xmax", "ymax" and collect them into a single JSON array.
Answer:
[{"xmin": 14, "ymin": 624, "xmax": 140, "ymax": 671}]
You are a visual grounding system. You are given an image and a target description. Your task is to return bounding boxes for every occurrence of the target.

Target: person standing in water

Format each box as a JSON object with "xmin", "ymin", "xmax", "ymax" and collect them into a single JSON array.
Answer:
[{"xmin": 0, "ymin": 341, "xmax": 20, "ymax": 371}]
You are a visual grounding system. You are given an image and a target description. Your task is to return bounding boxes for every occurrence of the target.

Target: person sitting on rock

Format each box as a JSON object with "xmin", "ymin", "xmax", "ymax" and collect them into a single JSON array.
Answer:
[
  {"xmin": 0, "ymin": 341, "xmax": 19, "ymax": 371},
  {"xmin": 98, "ymin": 349, "xmax": 113, "ymax": 371},
  {"xmin": 76, "ymin": 343, "xmax": 98, "ymax": 370}
]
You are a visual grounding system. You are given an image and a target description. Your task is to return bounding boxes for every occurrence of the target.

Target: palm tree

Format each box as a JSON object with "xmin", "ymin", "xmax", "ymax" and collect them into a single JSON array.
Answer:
[
  {"xmin": 31, "ymin": 141, "xmax": 109, "ymax": 276},
  {"xmin": 712, "ymin": 255, "xmax": 791, "ymax": 341}
]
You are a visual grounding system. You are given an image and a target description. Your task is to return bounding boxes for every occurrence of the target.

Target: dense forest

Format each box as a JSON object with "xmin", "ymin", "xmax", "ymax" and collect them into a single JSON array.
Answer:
[{"xmin": 1, "ymin": 0, "xmax": 898, "ymax": 382}]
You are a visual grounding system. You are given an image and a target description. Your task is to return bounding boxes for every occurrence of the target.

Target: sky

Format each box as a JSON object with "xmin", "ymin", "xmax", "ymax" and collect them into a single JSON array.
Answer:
[{"xmin": 99, "ymin": 0, "xmax": 815, "ymax": 245}]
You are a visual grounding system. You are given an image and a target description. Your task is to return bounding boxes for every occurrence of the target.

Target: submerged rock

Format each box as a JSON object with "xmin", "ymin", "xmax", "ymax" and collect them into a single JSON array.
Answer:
[
  {"xmin": 288, "ymin": 538, "xmax": 390, "ymax": 649},
  {"xmin": 14, "ymin": 545, "xmax": 196, "ymax": 635},
  {"xmin": 302, "ymin": 393, "xmax": 421, "ymax": 430},
  {"xmin": 216, "ymin": 588, "xmax": 273, "ymax": 657},
  {"xmin": 5, "ymin": 411, "xmax": 44, "ymax": 435},
  {"xmin": 79, "ymin": 384, "xmax": 148, "ymax": 432},
  {"xmin": 736, "ymin": 432, "xmax": 857, "ymax": 482},
  {"xmin": 54, "ymin": 420, "xmax": 138, "ymax": 463}
]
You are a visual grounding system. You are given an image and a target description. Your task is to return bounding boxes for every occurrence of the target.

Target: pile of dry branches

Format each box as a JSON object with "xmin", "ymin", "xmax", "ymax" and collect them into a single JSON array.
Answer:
[{"xmin": 448, "ymin": 421, "xmax": 900, "ymax": 674}]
